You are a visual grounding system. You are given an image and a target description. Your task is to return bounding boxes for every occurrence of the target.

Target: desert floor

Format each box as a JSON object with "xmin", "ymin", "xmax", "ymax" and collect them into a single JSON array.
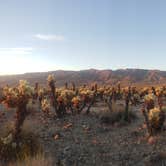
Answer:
[{"xmin": 0, "ymin": 101, "xmax": 166, "ymax": 166}]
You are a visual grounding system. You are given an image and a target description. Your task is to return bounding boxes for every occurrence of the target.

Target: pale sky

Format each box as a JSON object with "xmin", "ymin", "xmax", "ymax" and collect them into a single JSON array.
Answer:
[{"xmin": 0, "ymin": 0, "xmax": 166, "ymax": 75}]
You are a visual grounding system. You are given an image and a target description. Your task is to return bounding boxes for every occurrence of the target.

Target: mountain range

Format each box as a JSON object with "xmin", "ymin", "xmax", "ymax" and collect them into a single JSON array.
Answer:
[{"xmin": 0, "ymin": 69, "xmax": 165, "ymax": 87}]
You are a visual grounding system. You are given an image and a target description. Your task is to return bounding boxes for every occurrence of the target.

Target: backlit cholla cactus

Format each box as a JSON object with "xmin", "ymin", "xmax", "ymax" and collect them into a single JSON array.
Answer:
[
  {"xmin": 72, "ymin": 96, "xmax": 81, "ymax": 113},
  {"xmin": 33, "ymin": 82, "xmax": 39, "ymax": 100},
  {"xmin": 142, "ymin": 93, "xmax": 165, "ymax": 136},
  {"xmin": 117, "ymin": 82, "xmax": 121, "ymax": 99},
  {"xmin": 148, "ymin": 107, "xmax": 165, "ymax": 133},
  {"xmin": 41, "ymin": 98, "xmax": 51, "ymax": 115},
  {"xmin": 47, "ymin": 74, "xmax": 55, "ymax": 84},
  {"xmin": 57, "ymin": 89, "xmax": 75, "ymax": 115},
  {"xmin": 2, "ymin": 80, "xmax": 34, "ymax": 143},
  {"xmin": 155, "ymin": 87, "xmax": 164, "ymax": 109},
  {"xmin": 97, "ymin": 87, "xmax": 105, "ymax": 100},
  {"xmin": 131, "ymin": 93, "xmax": 141, "ymax": 106},
  {"xmin": 38, "ymin": 88, "xmax": 45, "ymax": 105},
  {"xmin": 71, "ymin": 94, "xmax": 91, "ymax": 114},
  {"xmin": 79, "ymin": 89, "xmax": 94, "ymax": 103},
  {"xmin": 79, "ymin": 89, "xmax": 95, "ymax": 114},
  {"xmin": 144, "ymin": 93, "xmax": 155, "ymax": 111},
  {"xmin": 71, "ymin": 82, "xmax": 76, "ymax": 91},
  {"xmin": 47, "ymin": 74, "xmax": 62, "ymax": 117},
  {"xmin": 56, "ymin": 95, "xmax": 67, "ymax": 116},
  {"xmin": 47, "ymin": 74, "xmax": 56, "ymax": 98},
  {"xmin": 124, "ymin": 86, "xmax": 131, "ymax": 122}
]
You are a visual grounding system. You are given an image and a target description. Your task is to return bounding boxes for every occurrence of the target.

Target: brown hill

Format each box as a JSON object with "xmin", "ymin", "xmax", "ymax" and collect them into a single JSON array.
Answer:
[{"xmin": 0, "ymin": 69, "xmax": 165, "ymax": 87}]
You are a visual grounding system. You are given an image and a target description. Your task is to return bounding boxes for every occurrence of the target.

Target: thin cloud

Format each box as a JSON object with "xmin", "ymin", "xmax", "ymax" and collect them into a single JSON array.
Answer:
[
  {"xmin": 34, "ymin": 34, "xmax": 65, "ymax": 41},
  {"xmin": 0, "ymin": 47, "xmax": 33, "ymax": 55}
]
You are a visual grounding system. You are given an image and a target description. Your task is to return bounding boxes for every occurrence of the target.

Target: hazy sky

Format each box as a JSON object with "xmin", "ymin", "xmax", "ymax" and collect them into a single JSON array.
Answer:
[{"xmin": 0, "ymin": 0, "xmax": 166, "ymax": 74}]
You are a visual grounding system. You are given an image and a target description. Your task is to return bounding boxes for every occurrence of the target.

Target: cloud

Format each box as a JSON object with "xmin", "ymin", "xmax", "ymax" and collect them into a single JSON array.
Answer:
[
  {"xmin": 0, "ymin": 47, "xmax": 33, "ymax": 55},
  {"xmin": 34, "ymin": 34, "xmax": 65, "ymax": 41}
]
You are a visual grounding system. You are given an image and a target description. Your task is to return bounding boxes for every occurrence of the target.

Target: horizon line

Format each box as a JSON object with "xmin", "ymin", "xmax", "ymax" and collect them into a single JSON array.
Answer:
[{"xmin": 0, "ymin": 67, "xmax": 165, "ymax": 76}]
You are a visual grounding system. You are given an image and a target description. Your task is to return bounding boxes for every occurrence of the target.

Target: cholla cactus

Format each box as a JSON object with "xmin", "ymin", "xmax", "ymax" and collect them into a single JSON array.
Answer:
[
  {"xmin": 98, "ymin": 87, "xmax": 105, "ymax": 99},
  {"xmin": 149, "ymin": 107, "xmax": 160, "ymax": 123},
  {"xmin": 124, "ymin": 87, "xmax": 131, "ymax": 121},
  {"xmin": 56, "ymin": 89, "xmax": 80, "ymax": 115},
  {"xmin": 117, "ymin": 82, "xmax": 121, "ymax": 99},
  {"xmin": 47, "ymin": 74, "xmax": 60, "ymax": 117},
  {"xmin": 141, "ymin": 93, "xmax": 156, "ymax": 136},
  {"xmin": 47, "ymin": 74, "xmax": 55, "ymax": 85},
  {"xmin": 2, "ymin": 80, "xmax": 34, "ymax": 143},
  {"xmin": 64, "ymin": 82, "xmax": 68, "ymax": 89},
  {"xmin": 3, "ymin": 87, "xmax": 19, "ymax": 107},
  {"xmin": 18, "ymin": 80, "xmax": 34, "ymax": 97},
  {"xmin": 33, "ymin": 82, "xmax": 39, "ymax": 100},
  {"xmin": 38, "ymin": 88, "xmax": 46, "ymax": 105},
  {"xmin": 1, "ymin": 133, "xmax": 13, "ymax": 145},
  {"xmin": 131, "ymin": 93, "xmax": 141, "ymax": 106},
  {"xmin": 79, "ymin": 88, "xmax": 96, "ymax": 114},
  {"xmin": 56, "ymin": 93, "xmax": 68, "ymax": 117},
  {"xmin": 3, "ymin": 80, "xmax": 33, "ymax": 106},
  {"xmin": 142, "ymin": 90, "xmax": 165, "ymax": 136},
  {"xmin": 60, "ymin": 89, "xmax": 75, "ymax": 100},
  {"xmin": 72, "ymin": 96, "xmax": 81, "ymax": 108},
  {"xmin": 148, "ymin": 107, "xmax": 165, "ymax": 132},
  {"xmin": 144, "ymin": 93, "xmax": 155, "ymax": 102},
  {"xmin": 41, "ymin": 98, "xmax": 51, "ymax": 115},
  {"xmin": 79, "ymin": 89, "xmax": 94, "ymax": 103},
  {"xmin": 71, "ymin": 82, "xmax": 76, "ymax": 91},
  {"xmin": 71, "ymin": 96, "xmax": 83, "ymax": 114},
  {"xmin": 144, "ymin": 93, "xmax": 155, "ymax": 111}
]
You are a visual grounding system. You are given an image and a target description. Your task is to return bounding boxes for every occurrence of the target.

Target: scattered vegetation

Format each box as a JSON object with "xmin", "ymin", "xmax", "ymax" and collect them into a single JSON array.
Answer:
[
  {"xmin": 0, "ymin": 129, "xmax": 42, "ymax": 164},
  {"xmin": 0, "ymin": 75, "xmax": 165, "ymax": 165}
]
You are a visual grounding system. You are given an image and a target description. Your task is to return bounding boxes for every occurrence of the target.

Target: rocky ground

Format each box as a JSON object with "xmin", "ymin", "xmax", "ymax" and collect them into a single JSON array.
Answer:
[{"xmin": 0, "ymin": 101, "xmax": 166, "ymax": 166}]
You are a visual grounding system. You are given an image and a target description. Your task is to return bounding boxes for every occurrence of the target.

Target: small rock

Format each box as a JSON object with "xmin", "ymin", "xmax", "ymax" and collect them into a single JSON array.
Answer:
[{"xmin": 148, "ymin": 136, "xmax": 157, "ymax": 145}]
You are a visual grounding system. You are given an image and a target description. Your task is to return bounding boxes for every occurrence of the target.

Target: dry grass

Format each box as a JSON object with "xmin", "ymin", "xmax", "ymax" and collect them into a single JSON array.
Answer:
[
  {"xmin": 100, "ymin": 102, "xmax": 137, "ymax": 125},
  {"xmin": 0, "ymin": 117, "xmax": 43, "ymax": 164},
  {"xmin": 8, "ymin": 153, "xmax": 53, "ymax": 166}
]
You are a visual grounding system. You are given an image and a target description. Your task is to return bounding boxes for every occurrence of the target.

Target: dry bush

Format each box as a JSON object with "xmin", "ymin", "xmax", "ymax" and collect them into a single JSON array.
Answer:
[
  {"xmin": 8, "ymin": 153, "xmax": 53, "ymax": 166},
  {"xmin": 0, "ymin": 130, "xmax": 42, "ymax": 163},
  {"xmin": 26, "ymin": 99, "xmax": 39, "ymax": 114},
  {"xmin": 100, "ymin": 103, "xmax": 137, "ymax": 125},
  {"xmin": 145, "ymin": 152, "xmax": 166, "ymax": 166},
  {"xmin": 0, "ymin": 119, "xmax": 42, "ymax": 164}
]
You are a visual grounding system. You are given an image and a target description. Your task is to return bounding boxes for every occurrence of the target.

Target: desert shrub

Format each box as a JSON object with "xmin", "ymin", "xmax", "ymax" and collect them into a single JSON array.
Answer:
[
  {"xmin": 0, "ymin": 119, "xmax": 42, "ymax": 165},
  {"xmin": 26, "ymin": 99, "xmax": 39, "ymax": 113},
  {"xmin": 8, "ymin": 153, "xmax": 53, "ymax": 166},
  {"xmin": 100, "ymin": 104, "xmax": 137, "ymax": 125},
  {"xmin": 145, "ymin": 152, "xmax": 166, "ymax": 166},
  {"xmin": 0, "ymin": 130, "xmax": 42, "ymax": 164},
  {"xmin": 161, "ymin": 106, "xmax": 166, "ymax": 113}
]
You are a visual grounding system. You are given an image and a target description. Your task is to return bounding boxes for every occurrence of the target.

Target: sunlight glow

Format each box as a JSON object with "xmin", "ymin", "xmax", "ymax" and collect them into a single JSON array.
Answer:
[{"xmin": 0, "ymin": 48, "xmax": 56, "ymax": 75}]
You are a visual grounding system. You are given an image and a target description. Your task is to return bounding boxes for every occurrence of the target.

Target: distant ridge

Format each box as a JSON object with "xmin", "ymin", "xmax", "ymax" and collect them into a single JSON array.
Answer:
[{"xmin": 0, "ymin": 69, "xmax": 166, "ymax": 87}]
